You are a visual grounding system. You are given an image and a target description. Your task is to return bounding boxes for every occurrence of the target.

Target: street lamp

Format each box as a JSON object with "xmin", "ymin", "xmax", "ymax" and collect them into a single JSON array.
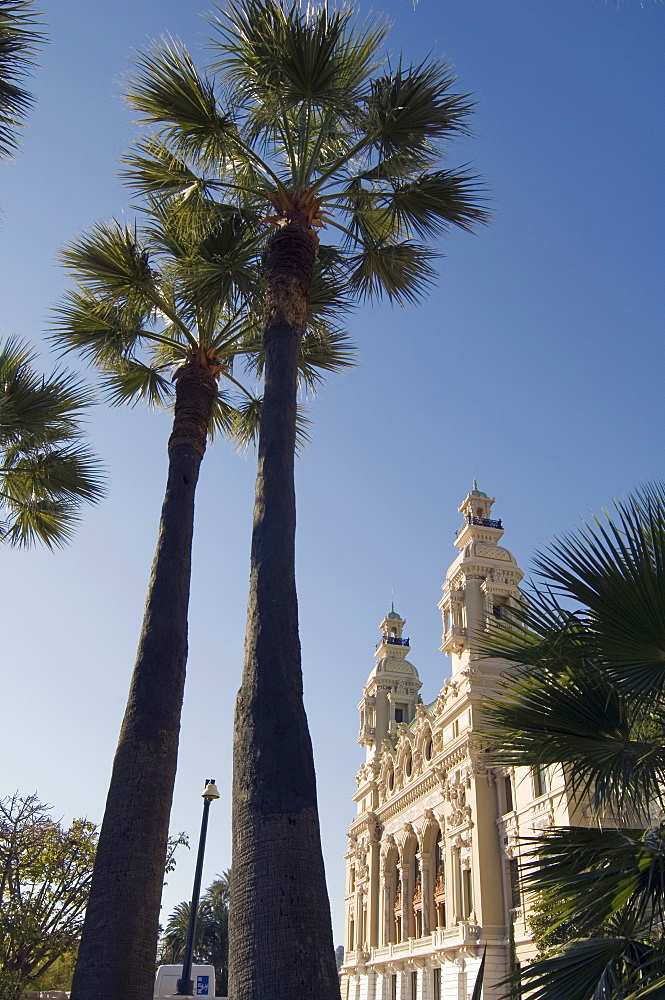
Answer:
[{"xmin": 175, "ymin": 779, "xmax": 220, "ymax": 997}]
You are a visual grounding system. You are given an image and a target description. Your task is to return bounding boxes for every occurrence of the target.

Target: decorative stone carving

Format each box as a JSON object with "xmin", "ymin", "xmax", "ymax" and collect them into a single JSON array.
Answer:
[{"xmin": 367, "ymin": 812, "xmax": 382, "ymax": 843}]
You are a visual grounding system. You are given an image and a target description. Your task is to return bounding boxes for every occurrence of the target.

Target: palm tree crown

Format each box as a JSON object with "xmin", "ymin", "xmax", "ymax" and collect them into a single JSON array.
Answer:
[
  {"xmin": 0, "ymin": 337, "xmax": 104, "ymax": 547},
  {"xmin": 54, "ymin": 208, "xmax": 356, "ymax": 446},
  {"xmin": 123, "ymin": 0, "xmax": 487, "ymax": 305}
]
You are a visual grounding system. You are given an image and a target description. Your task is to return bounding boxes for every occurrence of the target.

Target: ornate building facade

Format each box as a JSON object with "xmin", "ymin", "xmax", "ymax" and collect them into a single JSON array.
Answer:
[{"xmin": 341, "ymin": 488, "xmax": 581, "ymax": 1000}]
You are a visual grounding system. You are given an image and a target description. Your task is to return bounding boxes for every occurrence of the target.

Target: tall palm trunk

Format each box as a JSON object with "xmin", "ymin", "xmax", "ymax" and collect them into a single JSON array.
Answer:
[
  {"xmin": 229, "ymin": 220, "xmax": 340, "ymax": 1000},
  {"xmin": 71, "ymin": 360, "xmax": 218, "ymax": 1000}
]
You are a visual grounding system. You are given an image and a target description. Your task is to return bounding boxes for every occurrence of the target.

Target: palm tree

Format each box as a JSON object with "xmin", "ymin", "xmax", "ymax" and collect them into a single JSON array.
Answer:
[
  {"xmin": 481, "ymin": 484, "xmax": 665, "ymax": 1000},
  {"xmin": 121, "ymin": 3, "xmax": 487, "ymax": 996},
  {"xmin": 160, "ymin": 872, "xmax": 231, "ymax": 996},
  {"xmin": 0, "ymin": 336, "xmax": 104, "ymax": 547},
  {"xmin": 0, "ymin": 0, "xmax": 45, "ymax": 160},
  {"xmin": 55, "ymin": 208, "xmax": 354, "ymax": 1000}
]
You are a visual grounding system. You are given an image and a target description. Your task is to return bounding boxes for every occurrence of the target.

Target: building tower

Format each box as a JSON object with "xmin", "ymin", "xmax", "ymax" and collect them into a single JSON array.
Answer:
[
  {"xmin": 358, "ymin": 607, "xmax": 422, "ymax": 763},
  {"xmin": 439, "ymin": 483, "xmax": 523, "ymax": 669},
  {"xmin": 341, "ymin": 488, "xmax": 575, "ymax": 1000}
]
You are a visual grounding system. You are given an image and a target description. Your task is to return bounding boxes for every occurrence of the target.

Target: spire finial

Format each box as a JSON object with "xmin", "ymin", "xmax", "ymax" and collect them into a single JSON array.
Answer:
[{"xmin": 473, "ymin": 478, "xmax": 478, "ymax": 492}]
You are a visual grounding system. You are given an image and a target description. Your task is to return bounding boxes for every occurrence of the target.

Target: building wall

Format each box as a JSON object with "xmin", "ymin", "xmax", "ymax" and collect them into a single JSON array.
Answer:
[{"xmin": 341, "ymin": 491, "xmax": 579, "ymax": 999}]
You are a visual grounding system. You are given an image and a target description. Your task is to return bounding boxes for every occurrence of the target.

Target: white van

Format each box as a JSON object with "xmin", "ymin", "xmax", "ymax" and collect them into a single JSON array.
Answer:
[{"xmin": 154, "ymin": 964, "xmax": 216, "ymax": 997}]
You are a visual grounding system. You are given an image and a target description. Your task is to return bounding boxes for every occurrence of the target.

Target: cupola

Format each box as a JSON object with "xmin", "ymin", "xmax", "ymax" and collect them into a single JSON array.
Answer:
[
  {"xmin": 439, "ymin": 485, "xmax": 523, "ymax": 672},
  {"xmin": 357, "ymin": 608, "xmax": 421, "ymax": 761}
]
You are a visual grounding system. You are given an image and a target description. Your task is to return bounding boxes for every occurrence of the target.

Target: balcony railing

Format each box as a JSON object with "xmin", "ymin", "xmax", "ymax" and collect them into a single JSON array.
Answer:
[
  {"xmin": 457, "ymin": 515, "xmax": 502, "ymax": 536},
  {"xmin": 376, "ymin": 635, "xmax": 410, "ymax": 649}
]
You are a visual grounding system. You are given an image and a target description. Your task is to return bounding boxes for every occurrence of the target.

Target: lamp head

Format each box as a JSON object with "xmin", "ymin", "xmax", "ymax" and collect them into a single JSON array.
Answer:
[{"xmin": 202, "ymin": 779, "xmax": 220, "ymax": 801}]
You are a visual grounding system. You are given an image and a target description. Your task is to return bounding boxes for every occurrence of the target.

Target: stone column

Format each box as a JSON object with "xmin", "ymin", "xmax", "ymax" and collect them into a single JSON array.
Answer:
[
  {"xmin": 381, "ymin": 861, "xmax": 394, "ymax": 945},
  {"xmin": 400, "ymin": 862, "xmax": 412, "ymax": 940},
  {"xmin": 452, "ymin": 844, "xmax": 462, "ymax": 923},
  {"xmin": 418, "ymin": 851, "xmax": 433, "ymax": 936},
  {"xmin": 367, "ymin": 839, "xmax": 381, "ymax": 948}
]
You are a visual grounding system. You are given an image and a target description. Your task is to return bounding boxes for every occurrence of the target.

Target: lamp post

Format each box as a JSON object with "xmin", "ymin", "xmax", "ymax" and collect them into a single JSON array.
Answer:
[{"xmin": 175, "ymin": 779, "xmax": 220, "ymax": 997}]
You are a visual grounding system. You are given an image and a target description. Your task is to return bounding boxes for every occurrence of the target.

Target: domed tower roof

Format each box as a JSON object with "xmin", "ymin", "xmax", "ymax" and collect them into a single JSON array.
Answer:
[
  {"xmin": 439, "ymin": 486, "xmax": 524, "ymax": 667},
  {"xmin": 357, "ymin": 610, "xmax": 422, "ymax": 760},
  {"xmin": 365, "ymin": 607, "xmax": 420, "ymax": 683},
  {"xmin": 470, "ymin": 478, "xmax": 488, "ymax": 498}
]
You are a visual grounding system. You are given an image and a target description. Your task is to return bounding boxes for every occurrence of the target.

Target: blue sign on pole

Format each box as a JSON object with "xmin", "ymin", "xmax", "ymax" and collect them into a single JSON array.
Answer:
[{"xmin": 196, "ymin": 975, "xmax": 210, "ymax": 995}]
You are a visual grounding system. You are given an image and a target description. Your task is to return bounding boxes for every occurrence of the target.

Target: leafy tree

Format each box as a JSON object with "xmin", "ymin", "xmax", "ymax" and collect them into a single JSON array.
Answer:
[
  {"xmin": 482, "ymin": 484, "xmax": 665, "ymax": 1000},
  {"xmin": 29, "ymin": 949, "xmax": 79, "ymax": 993},
  {"xmin": 159, "ymin": 872, "xmax": 231, "ymax": 996},
  {"xmin": 0, "ymin": 0, "xmax": 45, "ymax": 161},
  {"xmin": 0, "ymin": 337, "xmax": 105, "ymax": 547},
  {"xmin": 114, "ymin": 3, "xmax": 487, "ymax": 996},
  {"xmin": 58, "ymin": 205, "xmax": 353, "ymax": 1000},
  {"xmin": 0, "ymin": 793, "xmax": 97, "ymax": 1000}
]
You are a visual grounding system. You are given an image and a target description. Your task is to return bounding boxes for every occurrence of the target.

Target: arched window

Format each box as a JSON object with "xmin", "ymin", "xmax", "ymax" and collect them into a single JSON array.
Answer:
[{"xmin": 423, "ymin": 734, "xmax": 433, "ymax": 762}]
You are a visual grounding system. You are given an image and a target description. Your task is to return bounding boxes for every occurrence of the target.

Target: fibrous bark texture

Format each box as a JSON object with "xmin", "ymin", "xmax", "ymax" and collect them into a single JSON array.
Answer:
[
  {"xmin": 71, "ymin": 361, "xmax": 217, "ymax": 1000},
  {"xmin": 229, "ymin": 221, "xmax": 340, "ymax": 1000}
]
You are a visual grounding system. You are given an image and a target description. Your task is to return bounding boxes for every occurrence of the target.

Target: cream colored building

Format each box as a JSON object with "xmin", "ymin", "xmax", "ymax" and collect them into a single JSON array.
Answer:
[{"xmin": 341, "ymin": 488, "xmax": 581, "ymax": 1000}]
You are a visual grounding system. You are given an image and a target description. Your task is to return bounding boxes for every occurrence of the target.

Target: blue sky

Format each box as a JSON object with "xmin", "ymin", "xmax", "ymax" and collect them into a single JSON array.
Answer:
[{"xmin": 1, "ymin": 0, "xmax": 663, "ymax": 946}]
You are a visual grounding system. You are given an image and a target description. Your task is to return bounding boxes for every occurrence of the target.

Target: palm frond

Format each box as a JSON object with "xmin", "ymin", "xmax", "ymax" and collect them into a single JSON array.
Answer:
[
  {"xmin": 512, "ymin": 936, "xmax": 662, "ymax": 1000},
  {"xmin": 0, "ymin": 0, "xmax": 46, "ymax": 159},
  {"xmin": 0, "ymin": 336, "xmax": 96, "ymax": 446},
  {"xmin": 51, "ymin": 290, "xmax": 156, "ymax": 366},
  {"xmin": 382, "ymin": 168, "xmax": 489, "ymax": 238},
  {"xmin": 121, "ymin": 138, "xmax": 223, "ymax": 203},
  {"xmin": 347, "ymin": 240, "xmax": 439, "ymax": 305},
  {"xmin": 364, "ymin": 58, "xmax": 475, "ymax": 160},
  {"xmin": 297, "ymin": 326, "xmax": 357, "ymax": 392},
  {"xmin": 128, "ymin": 40, "xmax": 242, "ymax": 168},
  {"xmin": 533, "ymin": 485, "xmax": 665, "ymax": 699},
  {"xmin": 1, "ymin": 427, "xmax": 105, "ymax": 550},
  {"xmin": 0, "ymin": 495, "xmax": 81, "ymax": 549},
  {"xmin": 294, "ymin": 403, "xmax": 312, "ymax": 453},
  {"xmin": 208, "ymin": 390, "xmax": 239, "ymax": 440},
  {"xmin": 227, "ymin": 393, "xmax": 262, "ymax": 451},
  {"xmin": 210, "ymin": 0, "xmax": 387, "ymax": 116},
  {"xmin": 2, "ymin": 443, "xmax": 105, "ymax": 504},
  {"xmin": 60, "ymin": 222, "xmax": 157, "ymax": 305},
  {"xmin": 470, "ymin": 949, "xmax": 486, "ymax": 1000},
  {"xmin": 174, "ymin": 217, "xmax": 261, "ymax": 312},
  {"xmin": 100, "ymin": 358, "xmax": 174, "ymax": 409},
  {"xmin": 224, "ymin": 395, "xmax": 311, "ymax": 454},
  {"xmin": 519, "ymin": 827, "xmax": 665, "ymax": 936},
  {"xmin": 482, "ymin": 651, "xmax": 665, "ymax": 815}
]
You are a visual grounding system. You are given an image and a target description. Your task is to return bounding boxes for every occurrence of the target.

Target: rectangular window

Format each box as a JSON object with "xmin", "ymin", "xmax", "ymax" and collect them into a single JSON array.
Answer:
[
  {"xmin": 509, "ymin": 857, "xmax": 521, "ymax": 909},
  {"xmin": 433, "ymin": 968, "xmax": 441, "ymax": 1000},
  {"xmin": 462, "ymin": 868, "xmax": 473, "ymax": 918},
  {"xmin": 411, "ymin": 970, "xmax": 418, "ymax": 1000},
  {"xmin": 395, "ymin": 708, "xmax": 404, "ymax": 724},
  {"xmin": 504, "ymin": 774, "xmax": 514, "ymax": 812},
  {"xmin": 390, "ymin": 973, "xmax": 397, "ymax": 1000},
  {"xmin": 533, "ymin": 764, "xmax": 549, "ymax": 798},
  {"xmin": 452, "ymin": 719, "xmax": 459, "ymax": 739}
]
